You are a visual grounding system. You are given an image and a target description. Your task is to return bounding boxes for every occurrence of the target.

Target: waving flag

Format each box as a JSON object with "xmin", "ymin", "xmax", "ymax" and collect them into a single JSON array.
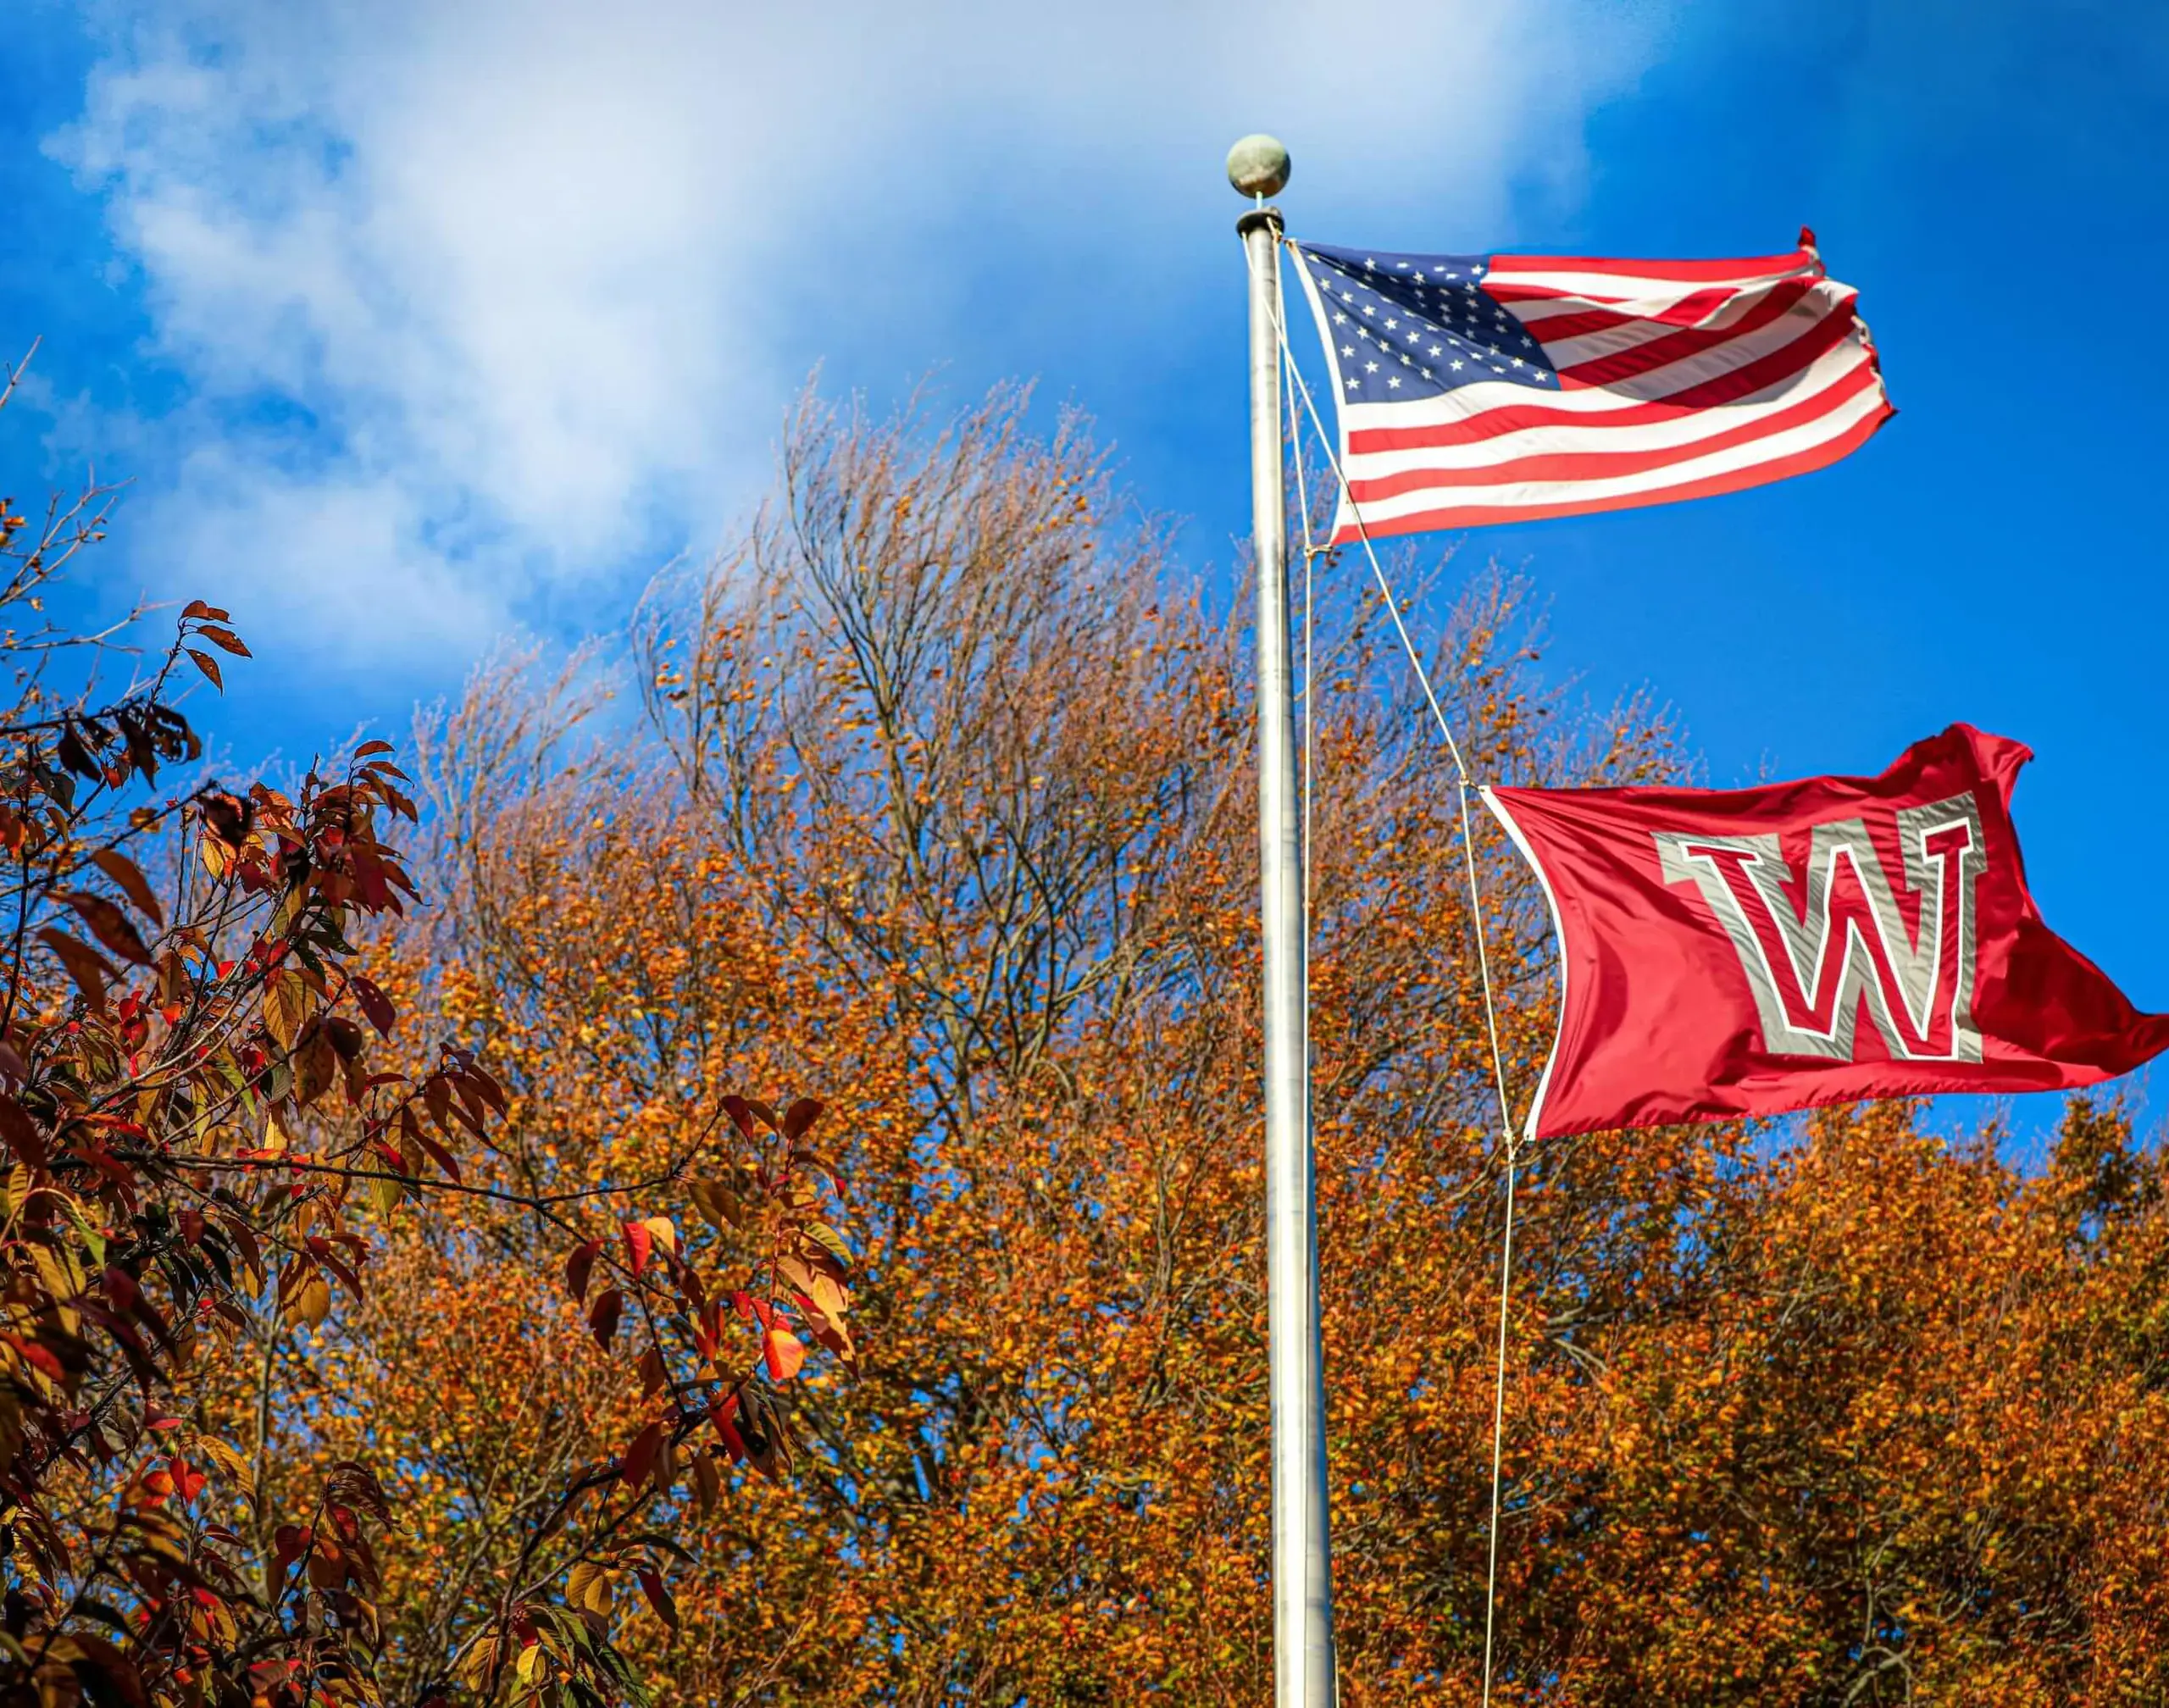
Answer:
[
  {"xmin": 1291, "ymin": 230, "xmax": 1890, "ymax": 540},
  {"xmin": 1483, "ymin": 727, "xmax": 2169, "ymax": 1141}
]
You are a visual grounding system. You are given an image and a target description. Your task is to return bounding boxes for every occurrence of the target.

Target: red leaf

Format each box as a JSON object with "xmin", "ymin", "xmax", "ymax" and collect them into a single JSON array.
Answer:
[
  {"xmin": 169, "ymin": 1457, "xmax": 207, "ymax": 1506},
  {"xmin": 273, "ymin": 1524, "xmax": 313, "ymax": 1582},
  {"xmin": 0, "ymin": 1097, "xmax": 45, "ymax": 1167},
  {"xmin": 4, "ymin": 1334, "xmax": 64, "ymax": 1381},
  {"xmin": 782, "ymin": 1096, "xmax": 824, "ymax": 1141},
  {"xmin": 587, "ymin": 1288, "xmax": 623, "ymax": 1349},
  {"xmin": 618, "ymin": 1421, "xmax": 664, "ymax": 1488},
  {"xmin": 185, "ymin": 648, "xmax": 223, "ymax": 690},
  {"xmin": 351, "ymin": 973, "xmax": 397, "ymax": 1037},
  {"xmin": 635, "ymin": 1566, "xmax": 679, "ymax": 1628},
  {"xmin": 565, "ymin": 1239, "xmax": 602, "ymax": 1306},
  {"xmin": 622, "ymin": 1219, "xmax": 653, "ymax": 1277},
  {"xmin": 413, "ymin": 1128, "xmax": 463, "ymax": 1185},
  {"xmin": 730, "ymin": 1289, "xmax": 775, "ymax": 1330}
]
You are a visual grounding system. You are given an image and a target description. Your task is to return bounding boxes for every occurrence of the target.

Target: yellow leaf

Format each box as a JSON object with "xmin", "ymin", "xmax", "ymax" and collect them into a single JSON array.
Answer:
[
  {"xmin": 288, "ymin": 1274, "xmax": 331, "ymax": 1328},
  {"xmin": 568, "ymin": 1561, "xmax": 612, "ymax": 1616},
  {"xmin": 264, "ymin": 970, "xmax": 308, "ymax": 1051}
]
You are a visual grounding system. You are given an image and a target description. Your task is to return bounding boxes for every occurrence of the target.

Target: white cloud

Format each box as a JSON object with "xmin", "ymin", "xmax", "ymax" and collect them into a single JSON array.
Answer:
[{"xmin": 49, "ymin": 0, "xmax": 1672, "ymax": 665}]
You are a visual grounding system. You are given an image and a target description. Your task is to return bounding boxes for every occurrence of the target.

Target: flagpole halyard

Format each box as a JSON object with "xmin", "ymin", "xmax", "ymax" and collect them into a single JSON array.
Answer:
[
  {"xmin": 1231, "ymin": 133, "xmax": 1339, "ymax": 1708},
  {"xmin": 1268, "ymin": 243, "xmax": 1527, "ymax": 1705}
]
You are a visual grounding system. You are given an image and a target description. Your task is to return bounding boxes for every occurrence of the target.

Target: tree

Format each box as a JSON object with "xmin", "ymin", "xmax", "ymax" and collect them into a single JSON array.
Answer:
[
  {"xmin": 364, "ymin": 380, "xmax": 2169, "ymax": 1705},
  {"xmin": 0, "ymin": 354, "xmax": 871, "ymax": 1708}
]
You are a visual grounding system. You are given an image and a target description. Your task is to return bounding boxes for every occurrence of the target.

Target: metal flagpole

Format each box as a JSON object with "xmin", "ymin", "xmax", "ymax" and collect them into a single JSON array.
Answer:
[{"xmin": 1229, "ymin": 132, "xmax": 1337, "ymax": 1708}]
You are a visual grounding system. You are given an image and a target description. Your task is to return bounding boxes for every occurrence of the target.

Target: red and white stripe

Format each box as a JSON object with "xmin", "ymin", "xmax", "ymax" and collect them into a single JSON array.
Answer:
[{"xmin": 1297, "ymin": 238, "xmax": 1893, "ymax": 541}]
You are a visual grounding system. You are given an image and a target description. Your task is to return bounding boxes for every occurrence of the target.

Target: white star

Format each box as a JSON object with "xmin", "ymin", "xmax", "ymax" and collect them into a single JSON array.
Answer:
[
  {"xmin": 1387, "ymin": 375, "xmax": 1403, "ymax": 388},
  {"xmin": 1428, "ymin": 344, "xmax": 1442, "ymax": 357},
  {"xmin": 1333, "ymin": 311, "xmax": 1348, "ymax": 324},
  {"xmin": 1361, "ymin": 304, "xmax": 1377, "ymax": 317},
  {"xmin": 1364, "ymin": 360, "xmax": 1379, "ymax": 373},
  {"xmin": 1384, "ymin": 318, "xmax": 1399, "ymax": 330},
  {"xmin": 1451, "ymin": 359, "xmax": 1464, "ymax": 370},
  {"xmin": 1420, "ymin": 368, "xmax": 1433, "ymax": 379},
  {"xmin": 1340, "ymin": 344, "xmax": 1355, "ymax": 357},
  {"xmin": 1510, "ymin": 357, "xmax": 1524, "ymax": 368},
  {"xmin": 1344, "ymin": 374, "xmax": 1361, "ymax": 391}
]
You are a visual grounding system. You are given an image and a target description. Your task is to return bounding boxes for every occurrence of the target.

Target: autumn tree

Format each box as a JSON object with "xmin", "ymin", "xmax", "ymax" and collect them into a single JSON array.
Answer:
[
  {"xmin": 350, "ymin": 379, "xmax": 2169, "ymax": 1706},
  {"xmin": 0, "ymin": 353, "xmax": 872, "ymax": 1708}
]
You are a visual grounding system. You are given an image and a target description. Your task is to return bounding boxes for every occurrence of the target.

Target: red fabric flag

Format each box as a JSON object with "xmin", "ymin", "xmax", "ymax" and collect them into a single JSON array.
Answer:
[{"xmin": 1483, "ymin": 725, "xmax": 2169, "ymax": 1140}]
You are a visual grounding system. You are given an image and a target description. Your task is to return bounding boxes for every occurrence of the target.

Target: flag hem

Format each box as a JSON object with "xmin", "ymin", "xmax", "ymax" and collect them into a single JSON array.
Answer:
[
  {"xmin": 1287, "ymin": 241, "xmax": 1361, "ymax": 543},
  {"xmin": 1480, "ymin": 785, "xmax": 1564, "ymax": 1145}
]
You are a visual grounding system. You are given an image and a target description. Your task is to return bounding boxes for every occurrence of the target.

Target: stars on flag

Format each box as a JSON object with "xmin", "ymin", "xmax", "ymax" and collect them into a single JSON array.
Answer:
[{"xmin": 1295, "ymin": 243, "xmax": 1559, "ymax": 405}]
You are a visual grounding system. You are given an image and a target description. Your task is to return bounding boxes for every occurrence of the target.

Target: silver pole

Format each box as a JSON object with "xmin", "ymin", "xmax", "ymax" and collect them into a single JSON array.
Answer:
[{"xmin": 1229, "ymin": 133, "xmax": 1337, "ymax": 1708}]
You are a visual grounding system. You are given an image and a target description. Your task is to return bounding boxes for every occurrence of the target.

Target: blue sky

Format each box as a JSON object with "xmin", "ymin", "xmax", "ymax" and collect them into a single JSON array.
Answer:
[{"xmin": 4, "ymin": 1, "xmax": 2165, "ymax": 1151}]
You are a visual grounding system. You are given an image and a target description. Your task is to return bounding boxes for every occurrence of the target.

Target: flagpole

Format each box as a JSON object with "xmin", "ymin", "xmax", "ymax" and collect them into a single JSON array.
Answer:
[{"xmin": 1229, "ymin": 132, "xmax": 1337, "ymax": 1708}]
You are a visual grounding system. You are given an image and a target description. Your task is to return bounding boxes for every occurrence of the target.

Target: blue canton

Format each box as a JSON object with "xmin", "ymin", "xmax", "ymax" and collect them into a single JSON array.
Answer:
[{"xmin": 1297, "ymin": 243, "xmax": 1557, "ymax": 403}]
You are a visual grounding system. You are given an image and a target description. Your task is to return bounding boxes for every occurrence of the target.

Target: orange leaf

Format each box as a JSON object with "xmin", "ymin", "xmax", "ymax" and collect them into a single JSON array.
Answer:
[
  {"xmin": 36, "ymin": 929, "xmax": 114, "ymax": 1008},
  {"xmin": 763, "ymin": 1326, "xmax": 806, "ymax": 1383},
  {"xmin": 91, "ymin": 850, "xmax": 164, "ymax": 927},
  {"xmin": 61, "ymin": 892, "xmax": 152, "ymax": 966},
  {"xmin": 196, "ymin": 624, "xmax": 252, "ymax": 657}
]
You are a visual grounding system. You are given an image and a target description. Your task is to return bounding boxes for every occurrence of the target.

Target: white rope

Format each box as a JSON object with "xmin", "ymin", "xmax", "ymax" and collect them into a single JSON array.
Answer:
[
  {"xmin": 1266, "ymin": 236, "xmax": 1524, "ymax": 1708},
  {"xmin": 1279, "ymin": 266, "xmax": 1317, "ymax": 1159}
]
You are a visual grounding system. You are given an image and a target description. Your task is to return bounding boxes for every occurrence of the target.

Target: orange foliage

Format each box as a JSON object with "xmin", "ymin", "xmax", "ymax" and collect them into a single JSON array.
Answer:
[
  {"xmin": 314, "ymin": 385, "xmax": 2169, "ymax": 1703},
  {"xmin": 12, "ymin": 347, "xmax": 2167, "ymax": 1708}
]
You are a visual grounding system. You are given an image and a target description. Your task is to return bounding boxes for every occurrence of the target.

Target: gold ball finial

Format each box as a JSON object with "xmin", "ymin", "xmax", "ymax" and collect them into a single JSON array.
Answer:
[{"xmin": 1226, "ymin": 135, "xmax": 1291, "ymax": 198}]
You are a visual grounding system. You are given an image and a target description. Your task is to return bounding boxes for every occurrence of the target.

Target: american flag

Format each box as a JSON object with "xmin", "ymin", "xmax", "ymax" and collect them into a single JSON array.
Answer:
[{"xmin": 1290, "ymin": 230, "xmax": 1891, "ymax": 541}]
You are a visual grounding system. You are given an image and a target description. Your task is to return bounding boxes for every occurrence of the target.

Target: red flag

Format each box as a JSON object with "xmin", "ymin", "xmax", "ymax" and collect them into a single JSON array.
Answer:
[{"xmin": 1483, "ymin": 725, "xmax": 2169, "ymax": 1140}]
